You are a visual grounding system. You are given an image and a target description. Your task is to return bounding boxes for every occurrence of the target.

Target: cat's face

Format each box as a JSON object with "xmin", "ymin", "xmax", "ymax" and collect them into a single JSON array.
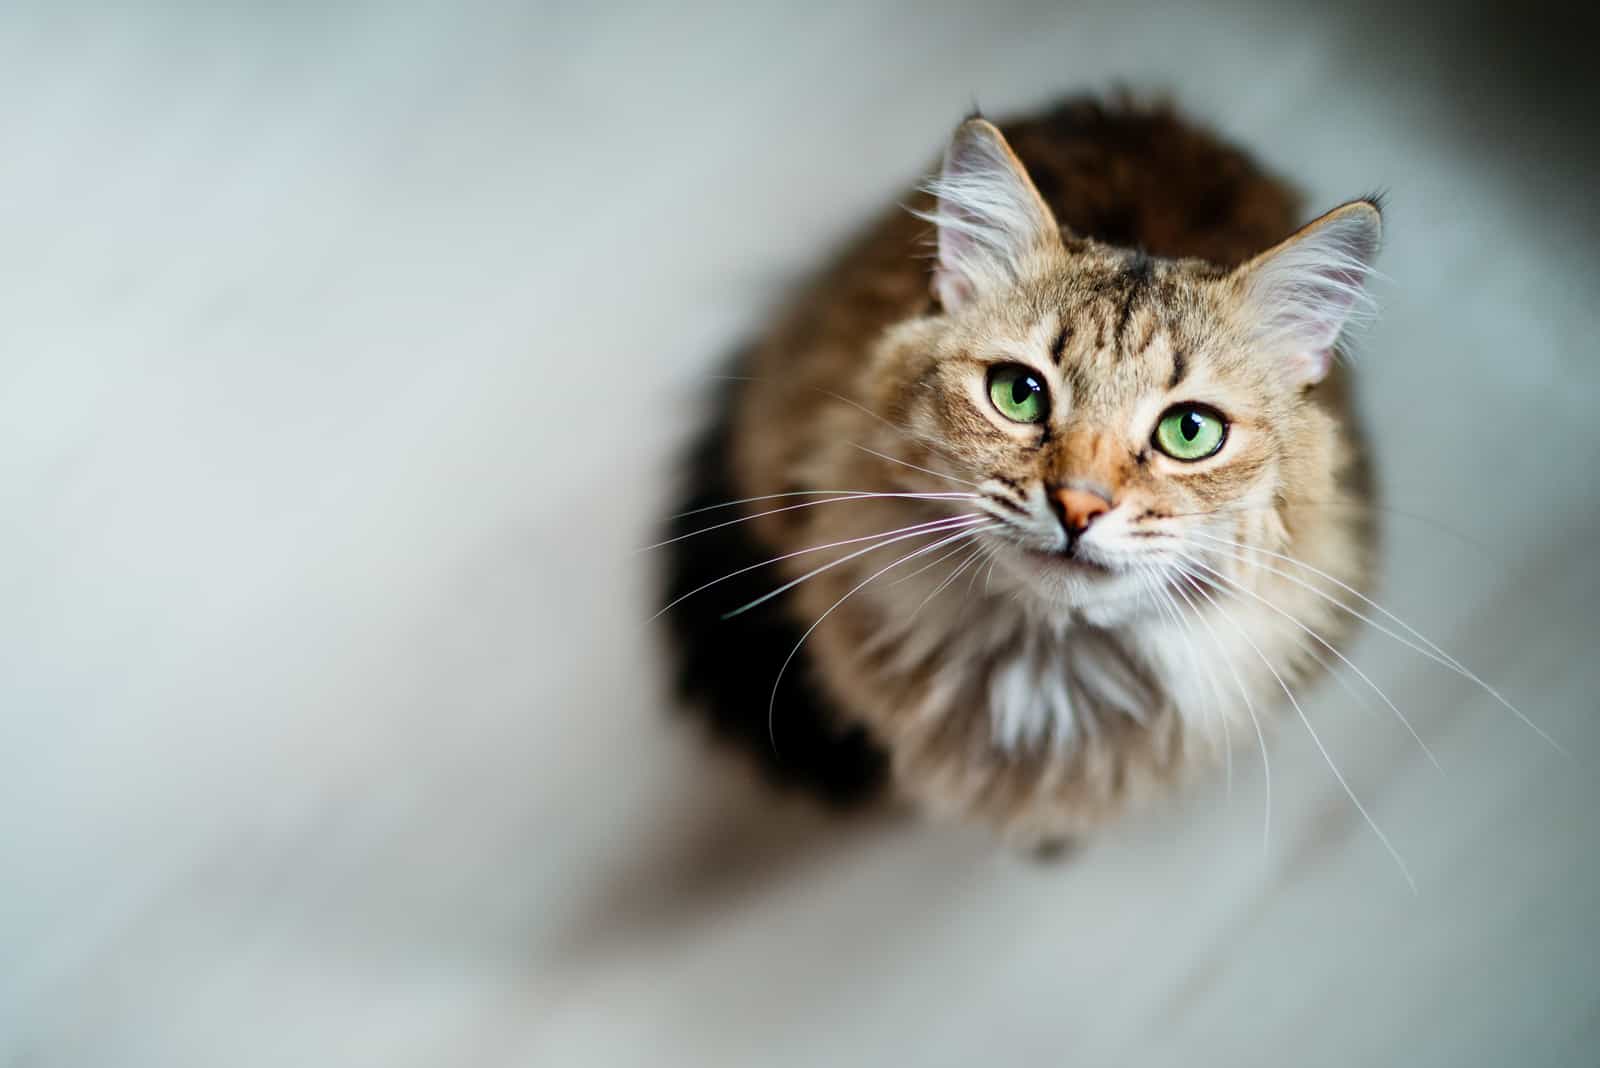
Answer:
[{"xmin": 872, "ymin": 119, "xmax": 1378, "ymax": 623}]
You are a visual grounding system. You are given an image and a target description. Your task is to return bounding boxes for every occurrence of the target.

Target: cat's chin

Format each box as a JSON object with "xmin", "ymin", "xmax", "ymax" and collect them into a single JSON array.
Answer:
[{"xmin": 992, "ymin": 544, "xmax": 1151, "ymax": 625}]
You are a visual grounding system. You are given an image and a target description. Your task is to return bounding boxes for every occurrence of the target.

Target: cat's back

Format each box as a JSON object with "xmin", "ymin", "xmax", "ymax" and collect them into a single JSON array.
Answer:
[{"xmin": 1001, "ymin": 97, "xmax": 1302, "ymax": 266}]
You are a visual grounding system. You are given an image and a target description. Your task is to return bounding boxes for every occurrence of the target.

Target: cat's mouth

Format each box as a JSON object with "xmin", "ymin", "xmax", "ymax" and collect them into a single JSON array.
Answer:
[
  {"xmin": 990, "ymin": 538, "xmax": 1150, "ymax": 617},
  {"xmin": 1020, "ymin": 545, "xmax": 1114, "ymax": 576}
]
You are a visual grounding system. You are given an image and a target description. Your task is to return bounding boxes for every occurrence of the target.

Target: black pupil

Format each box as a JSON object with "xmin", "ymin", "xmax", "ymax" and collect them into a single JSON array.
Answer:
[
  {"xmin": 1180, "ymin": 411, "xmax": 1202, "ymax": 440},
  {"xmin": 1011, "ymin": 376, "xmax": 1037, "ymax": 404}
]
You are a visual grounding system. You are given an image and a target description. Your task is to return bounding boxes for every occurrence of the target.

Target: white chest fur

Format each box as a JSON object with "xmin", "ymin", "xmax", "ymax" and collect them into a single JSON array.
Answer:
[{"xmin": 982, "ymin": 624, "xmax": 1165, "ymax": 749}]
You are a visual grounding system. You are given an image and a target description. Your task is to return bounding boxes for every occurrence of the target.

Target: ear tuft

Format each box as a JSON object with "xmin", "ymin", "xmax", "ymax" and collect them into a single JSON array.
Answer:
[
  {"xmin": 916, "ymin": 118, "xmax": 1062, "ymax": 312},
  {"xmin": 1235, "ymin": 199, "xmax": 1383, "ymax": 386}
]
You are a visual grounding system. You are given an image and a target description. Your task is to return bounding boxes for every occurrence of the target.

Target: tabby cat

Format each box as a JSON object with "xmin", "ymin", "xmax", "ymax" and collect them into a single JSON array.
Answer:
[{"xmin": 661, "ymin": 98, "xmax": 1385, "ymax": 846}]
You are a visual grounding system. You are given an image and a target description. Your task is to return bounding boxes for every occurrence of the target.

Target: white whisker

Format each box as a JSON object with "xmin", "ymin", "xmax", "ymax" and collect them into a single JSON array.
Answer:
[
  {"xmin": 1179, "ymin": 551, "xmax": 1441, "ymax": 773},
  {"xmin": 912, "ymin": 539, "xmax": 990, "ymax": 620},
  {"xmin": 672, "ymin": 488, "xmax": 976, "ymax": 519},
  {"xmin": 643, "ymin": 492, "xmax": 976, "ymax": 551},
  {"xmin": 848, "ymin": 442, "xmax": 980, "ymax": 489},
  {"xmin": 725, "ymin": 514, "xmax": 990, "ymax": 620},
  {"xmin": 1147, "ymin": 564, "xmax": 1233, "ymax": 802},
  {"xmin": 885, "ymin": 534, "xmax": 979, "ymax": 589},
  {"xmin": 768, "ymin": 524, "xmax": 997, "ymax": 750},
  {"xmin": 653, "ymin": 513, "xmax": 991, "ymax": 622},
  {"xmin": 1186, "ymin": 530, "xmax": 1560, "ymax": 753},
  {"xmin": 963, "ymin": 542, "xmax": 999, "ymax": 607},
  {"xmin": 1292, "ymin": 633, "xmax": 1384, "ymax": 722},
  {"xmin": 1167, "ymin": 570, "xmax": 1272, "ymax": 851},
  {"xmin": 706, "ymin": 373, "xmax": 958, "ymax": 460},
  {"xmin": 1174, "ymin": 562, "xmax": 1417, "ymax": 893}
]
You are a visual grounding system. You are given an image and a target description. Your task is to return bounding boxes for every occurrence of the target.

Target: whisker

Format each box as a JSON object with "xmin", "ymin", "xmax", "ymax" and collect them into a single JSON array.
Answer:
[
  {"xmin": 724, "ymin": 514, "xmax": 989, "ymax": 620},
  {"xmin": 653, "ymin": 513, "xmax": 990, "ymax": 621},
  {"xmin": 1145, "ymin": 563, "xmax": 1233, "ymax": 801},
  {"xmin": 767, "ymin": 524, "xmax": 996, "ymax": 751},
  {"xmin": 1143, "ymin": 500, "xmax": 1495, "ymax": 559},
  {"xmin": 1167, "ymin": 569, "xmax": 1274, "ymax": 849},
  {"xmin": 672, "ymin": 488, "xmax": 975, "ymax": 519},
  {"xmin": 963, "ymin": 542, "xmax": 1000, "ymax": 607},
  {"xmin": 707, "ymin": 373, "xmax": 960, "ymax": 462},
  {"xmin": 912, "ymin": 540, "xmax": 990, "ymax": 620},
  {"xmin": 642, "ymin": 492, "xmax": 975, "ymax": 551},
  {"xmin": 1179, "ymin": 551, "xmax": 1442, "ymax": 773},
  {"xmin": 1174, "ymin": 562, "xmax": 1417, "ymax": 893},
  {"xmin": 885, "ymin": 534, "xmax": 980, "ymax": 588},
  {"xmin": 1362, "ymin": 502, "xmax": 1494, "ymax": 557},
  {"xmin": 1290, "ymin": 631, "xmax": 1385, "ymax": 722},
  {"xmin": 1151, "ymin": 503, "xmax": 1280, "ymax": 522},
  {"xmin": 848, "ymin": 442, "xmax": 981, "ymax": 489},
  {"xmin": 1186, "ymin": 530, "xmax": 1560, "ymax": 754}
]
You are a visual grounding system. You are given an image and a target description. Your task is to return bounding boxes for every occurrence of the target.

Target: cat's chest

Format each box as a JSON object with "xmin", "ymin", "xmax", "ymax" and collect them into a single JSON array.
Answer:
[{"xmin": 914, "ymin": 617, "xmax": 1173, "ymax": 752}]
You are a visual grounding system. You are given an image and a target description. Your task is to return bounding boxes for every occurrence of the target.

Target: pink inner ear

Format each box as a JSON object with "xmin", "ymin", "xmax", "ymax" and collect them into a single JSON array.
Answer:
[
  {"xmin": 1287, "ymin": 347, "xmax": 1335, "ymax": 387},
  {"xmin": 1244, "ymin": 205, "xmax": 1381, "ymax": 385},
  {"xmin": 932, "ymin": 264, "xmax": 974, "ymax": 310},
  {"xmin": 920, "ymin": 120, "xmax": 1062, "ymax": 313}
]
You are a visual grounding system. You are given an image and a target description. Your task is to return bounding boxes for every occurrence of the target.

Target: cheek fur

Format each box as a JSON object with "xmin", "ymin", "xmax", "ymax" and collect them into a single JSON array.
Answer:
[
  {"xmin": 1124, "ymin": 448, "xmax": 1276, "ymax": 530},
  {"xmin": 930, "ymin": 383, "xmax": 1050, "ymax": 476}
]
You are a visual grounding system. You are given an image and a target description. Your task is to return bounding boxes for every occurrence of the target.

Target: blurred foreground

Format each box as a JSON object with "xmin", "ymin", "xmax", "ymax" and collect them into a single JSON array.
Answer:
[{"xmin": 2, "ymin": 3, "xmax": 1597, "ymax": 1065}]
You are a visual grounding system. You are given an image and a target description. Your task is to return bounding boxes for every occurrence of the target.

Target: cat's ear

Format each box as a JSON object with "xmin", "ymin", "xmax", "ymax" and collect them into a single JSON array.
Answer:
[
  {"xmin": 1232, "ymin": 199, "xmax": 1383, "ymax": 387},
  {"xmin": 922, "ymin": 117, "xmax": 1063, "ymax": 311}
]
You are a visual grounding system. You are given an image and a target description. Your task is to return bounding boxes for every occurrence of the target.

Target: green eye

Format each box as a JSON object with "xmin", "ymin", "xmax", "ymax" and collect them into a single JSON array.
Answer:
[
  {"xmin": 1153, "ymin": 405, "xmax": 1227, "ymax": 461},
  {"xmin": 987, "ymin": 364, "xmax": 1048, "ymax": 424}
]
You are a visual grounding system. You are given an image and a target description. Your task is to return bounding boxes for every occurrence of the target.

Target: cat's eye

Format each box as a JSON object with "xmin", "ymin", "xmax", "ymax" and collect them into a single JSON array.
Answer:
[
  {"xmin": 1153, "ymin": 404, "xmax": 1227, "ymax": 461},
  {"xmin": 987, "ymin": 364, "xmax": 1048, "ymax": 424}
]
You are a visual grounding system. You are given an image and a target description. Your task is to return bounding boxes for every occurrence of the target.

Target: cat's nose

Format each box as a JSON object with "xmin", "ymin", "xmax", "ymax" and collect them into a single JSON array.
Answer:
[{"xmin": 1052, "ymin": 486, "xmax": 1111, "ymax": 538}]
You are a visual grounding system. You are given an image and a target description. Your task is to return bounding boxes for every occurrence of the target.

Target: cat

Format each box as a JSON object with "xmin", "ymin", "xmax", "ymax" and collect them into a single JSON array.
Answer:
[{"xmin": 660, "ymin": 97, "xmax": 1383, "ymax": 846}]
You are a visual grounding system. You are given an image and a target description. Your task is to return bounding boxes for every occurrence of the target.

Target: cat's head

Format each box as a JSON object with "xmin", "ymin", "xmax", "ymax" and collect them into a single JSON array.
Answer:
[{"xmin": 872, "ymin": 117, "xmax": 1380, "ymax": 622}]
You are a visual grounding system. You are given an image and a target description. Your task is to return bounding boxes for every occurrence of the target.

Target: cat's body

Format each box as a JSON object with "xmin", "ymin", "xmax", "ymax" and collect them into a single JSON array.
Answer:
[{"xmin": 663, "ymin": 98, "xmax": 1378, "ymax": 843}]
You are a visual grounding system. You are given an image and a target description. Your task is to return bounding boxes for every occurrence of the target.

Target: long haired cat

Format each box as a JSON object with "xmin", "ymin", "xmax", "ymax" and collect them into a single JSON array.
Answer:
[{"xmin": 660, "ymin": 98, "xmax": 1384, "ymax": 846}]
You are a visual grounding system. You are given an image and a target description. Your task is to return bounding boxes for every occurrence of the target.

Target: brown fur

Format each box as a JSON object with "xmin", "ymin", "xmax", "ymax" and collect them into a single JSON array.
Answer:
[{"xmin": 704, "ymin": 97, "xmax": 1378, "ymax": 842}]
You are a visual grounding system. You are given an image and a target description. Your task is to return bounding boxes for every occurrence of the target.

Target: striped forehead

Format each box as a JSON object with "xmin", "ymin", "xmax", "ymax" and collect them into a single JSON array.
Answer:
[{"xmin": 1045, "ymin": 302, "xmax": 1185, "ymax": 406}]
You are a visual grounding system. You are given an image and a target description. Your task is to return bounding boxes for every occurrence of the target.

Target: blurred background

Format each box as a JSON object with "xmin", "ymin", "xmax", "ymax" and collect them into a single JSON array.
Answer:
[{"xmin": 2, "ymin": 2, "xmax": 1597, "ymax": 1064}]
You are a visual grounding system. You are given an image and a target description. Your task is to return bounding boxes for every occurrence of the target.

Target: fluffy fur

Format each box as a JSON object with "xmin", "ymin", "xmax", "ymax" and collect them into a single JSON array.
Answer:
[{"xmin": 663, "ymin": 97, "xmax": 1381, "ymax": 844}]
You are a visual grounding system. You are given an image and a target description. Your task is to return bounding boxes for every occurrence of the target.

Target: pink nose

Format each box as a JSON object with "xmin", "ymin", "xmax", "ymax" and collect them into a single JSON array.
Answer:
[{"xmin": 1054, "ymin": 487, "xmax": 1110, "ymax": 535}]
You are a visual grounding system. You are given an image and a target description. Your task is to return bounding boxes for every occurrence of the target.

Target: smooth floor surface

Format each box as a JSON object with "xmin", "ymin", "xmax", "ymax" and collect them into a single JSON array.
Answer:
[{"xmin": 2, "ymin": 3, "xmax": 1597, "ymax": 1065}]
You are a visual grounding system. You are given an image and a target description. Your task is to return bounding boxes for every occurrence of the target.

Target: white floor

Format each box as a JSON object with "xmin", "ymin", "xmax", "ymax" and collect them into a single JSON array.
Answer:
[{"xmin": 3, "ymin": 3, "xmax": 1597, "ymax": 1065}]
